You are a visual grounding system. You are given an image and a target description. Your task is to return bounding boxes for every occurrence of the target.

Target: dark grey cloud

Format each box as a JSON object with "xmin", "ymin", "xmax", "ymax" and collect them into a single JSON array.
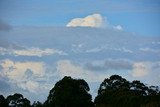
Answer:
[
  {"xmin": 85, "ymin": 59, "xmax": 132, "ymax": 72},
  {"xmin": 0, "ymin": 20, "xmax": 11, "ymax": 31},
  {"xmin": 85, "ymin": 63, "xmax": 107, "ymax": 71},
  {"xmin": 104, "ymin": 59, "xmax": 132, "ymax": 70}
]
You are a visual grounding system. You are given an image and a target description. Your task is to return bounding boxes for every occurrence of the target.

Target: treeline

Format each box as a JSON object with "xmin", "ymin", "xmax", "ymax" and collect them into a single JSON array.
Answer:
[{"xmin": 0, "ymin": 75, "xmax": 160, "ymax": 107}]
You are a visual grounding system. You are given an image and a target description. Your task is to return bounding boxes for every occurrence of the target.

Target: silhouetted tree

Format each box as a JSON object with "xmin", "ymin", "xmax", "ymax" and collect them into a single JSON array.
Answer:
[
  {"xmin": 44, "ymin": 76, "xmax": 94, "ymax": 107},
  {"xmin": 147, "ymin": 86, "xmax": 159, "ymax": 96},
  {"xmin": 95, "ymin": 75, "xmax": 160, "ymax": 107},
  {"xmin": 6, "ymin": 93, "xmax": 30, "ymax": 107},
  {"xmin": 32, "ymin": 101, "xmax": 43, "ymax": 107},
  {"xmin": 130, "ymin": 80, "xmax": 148, "ymax": 96},
  {"xmin": 98, "ymin": 75, "xmax": 130, "ymax": 95},
  {"xmin": 0, "ymin": 95, "xmax": 8, "ymax": 107},
  {"xmin": 95, "ymin": 75, "xmax": 132, "ymax": 107},
  {"xmin": 0, "ymin": 75, "xmax": 159, "ymax": 107}
]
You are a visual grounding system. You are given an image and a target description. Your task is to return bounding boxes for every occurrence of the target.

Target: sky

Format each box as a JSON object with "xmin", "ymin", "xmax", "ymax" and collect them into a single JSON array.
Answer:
[{"xmin": 0, "ymin": 0, "xmax": 160, "ymax": 103}]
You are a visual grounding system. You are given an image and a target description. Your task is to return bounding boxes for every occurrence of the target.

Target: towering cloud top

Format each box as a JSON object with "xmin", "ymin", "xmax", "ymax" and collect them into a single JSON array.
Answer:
[{"xmin": 66, "ymin": 14, "xmax": 105, "ymax": 28}]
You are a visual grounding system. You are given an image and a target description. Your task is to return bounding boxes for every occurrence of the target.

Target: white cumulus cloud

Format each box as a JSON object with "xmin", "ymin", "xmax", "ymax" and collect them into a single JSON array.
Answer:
[
  {"xmin": 66, "ymin": 14, "xmax": 105, "ymax": 28},
  {"xmin": 131, "ymin": 62, "xmax": 151, "ymax": 77},
  {"xmin": 0, "ymin": 59, "xmax": 46, "ymax": 93},
  {"xmin": 66, "ymin": 13, "xmax": 123, "ymax": 30},
  {"xmin": 131, "ymin": 61, "xmax": 160, "ymax": 85}
]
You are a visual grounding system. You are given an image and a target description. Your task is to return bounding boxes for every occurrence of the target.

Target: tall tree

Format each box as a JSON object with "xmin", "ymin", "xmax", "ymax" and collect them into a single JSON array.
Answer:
[
  {"xmin": 95, "ymin": 75, "xmax": 160, "ymax": 107},
  {"xmin": 32, "ymin": 101, "xmax": 43, "ymax": 107},
  {"xmin": 0, "ymin": 95, "xmax": 8, "ymax": 107},
  {"xmin": 44, "ymin": 76, "xmax": 94, "ymax": 107},
  {"xmin": 130, "ymin": 80, "xmax": 148, "ymax": 96},
  {"xmin": 98, "ymin": 75, "xmax": 130, "ymax": 95},
  {"xmin": 95, "ymin": 75, "xmax": 131, "ymax": 107},
  {"xmin": 6, "ymin": 93, "xmax": 30, "ymax": 107}
]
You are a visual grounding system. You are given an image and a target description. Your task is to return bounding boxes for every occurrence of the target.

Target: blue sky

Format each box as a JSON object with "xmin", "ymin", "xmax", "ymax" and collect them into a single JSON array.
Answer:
[
  {"xmin": 0, "ymin": 0, "xmax": 160, "ymax": 35},
  {"xmin": 0, "ymin": 0, "xmax": 160, "ymax": 103}
]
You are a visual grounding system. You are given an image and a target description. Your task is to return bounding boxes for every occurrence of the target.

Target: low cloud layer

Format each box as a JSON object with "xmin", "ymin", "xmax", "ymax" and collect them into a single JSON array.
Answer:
[
  {"xmin": 83, "ymin": 59, "xmax": 160, "ymax": 85},
  {"xmin": 56, "ymin": 60, "xmax": 108, "ymax": 82}
]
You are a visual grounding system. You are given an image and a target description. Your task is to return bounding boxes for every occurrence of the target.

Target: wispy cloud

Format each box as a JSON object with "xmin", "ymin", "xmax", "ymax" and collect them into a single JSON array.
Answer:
[
  {"xmin": 0, "ymin": 47, "xmax": 67, "ymax": 57},
  {"xmin": 85, "ymin": 46, "xmax": 133, "ymax": 53},
  {"xmin": 113, "ymin": 25, "xmax": 123, "ymax": 31},
  {"xmin": 151, "ymin": 41, "xmax": 160, "ymax": 45},
  {"xmin": 140, "ymin": 47, "xmax": 160, "ymax": 53}
]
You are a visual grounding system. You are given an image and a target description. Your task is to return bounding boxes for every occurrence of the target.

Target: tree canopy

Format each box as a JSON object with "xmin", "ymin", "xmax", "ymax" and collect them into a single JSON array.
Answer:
[
  {"xmin": 6, "ymin": 93, "xmax": 31, "ymax": 107},
  {"xmin": 44, "ymin": 76, "xmax": 94, "ymax": 107},
  {"xmin": 1, "ymin": 75, "xmax": 160, "ymax": 107},
  {"xmin": 0, "ymin": 95, "xmax": 8, "ymax": 107},
  {"xmin": 95, "ymin": 75, "xmax": 160, "ymax": 107}
]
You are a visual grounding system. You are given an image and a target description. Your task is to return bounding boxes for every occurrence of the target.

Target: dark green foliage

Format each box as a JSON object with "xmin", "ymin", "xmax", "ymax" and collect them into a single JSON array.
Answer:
[
  {"xmin": 1, "ymin": 75, "xmax": 160, "ymax": 107},
  {"xmin": 44, "ymin": 76, "xmax": 94, "ymax": 107},
  {"xmin": 0, "ymin": 95, "xmax": 8, "ymax": 107},
  {"xmin": 95, "ymin": 75, "xmax": 160, "ymax": 107},
  {"xmin": 32, "ymin": 101, "xmax": 43, "ymax": 107},
  {"xmin": 98, "ymin": 75, "xmax": 130, "ymax": 95},
  {"xmin": 6, "ymin": 93, "xmax": 30, "ymax": 107}
]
